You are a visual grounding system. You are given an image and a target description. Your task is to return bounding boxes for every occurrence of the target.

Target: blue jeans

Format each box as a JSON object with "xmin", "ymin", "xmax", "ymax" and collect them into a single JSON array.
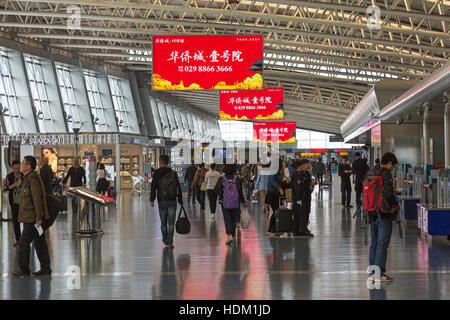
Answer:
[
  {"xmin": 369, "ymin": 219, "xmax": 393, "ymax": 274},
  {"xmin": 221, "ymin": 205, "xmax": 240, "ymax": 236},
  {"xmin": 158, "ymin": 200, "xmax": 177, "ymax": 245}
]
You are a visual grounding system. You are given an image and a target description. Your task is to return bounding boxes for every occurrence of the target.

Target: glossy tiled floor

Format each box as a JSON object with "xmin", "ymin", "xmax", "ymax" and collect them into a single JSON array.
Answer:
[{"xmin": 0, "ymin": 187, "xmax": 449, "ymax": 300}]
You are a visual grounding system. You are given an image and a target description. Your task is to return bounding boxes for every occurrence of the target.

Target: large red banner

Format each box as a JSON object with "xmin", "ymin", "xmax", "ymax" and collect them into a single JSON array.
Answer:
[
  {"xmin": 253, "ymin": 122, "xmax": 296, "ymax": 144},
  {"xmin": 220, "ymin": 88, "xmax": 283, "ymax": 120},
  {"xmin": 152, "ymin": 35, "xmax": 263, "ymax": 90}
]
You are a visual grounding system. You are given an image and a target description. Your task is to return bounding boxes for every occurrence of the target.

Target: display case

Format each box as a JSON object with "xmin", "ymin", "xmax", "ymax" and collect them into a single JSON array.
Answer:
[{"xmin": 56, "ymin": 156, "xmax": 73, "ymax": 178}]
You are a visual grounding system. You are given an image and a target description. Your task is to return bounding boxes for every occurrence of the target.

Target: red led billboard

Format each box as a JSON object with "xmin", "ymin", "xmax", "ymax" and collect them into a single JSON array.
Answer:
[
  {"xmin": 253, "ymin": 122, "xmax": 296, "ymax": 144},
  {"xmin": 152, "ymin": 35, "xmax": 263, "ymax": 90},
  {"xmin": 219, "ymin": 88, "xmax": 283, "ymax": 120}
]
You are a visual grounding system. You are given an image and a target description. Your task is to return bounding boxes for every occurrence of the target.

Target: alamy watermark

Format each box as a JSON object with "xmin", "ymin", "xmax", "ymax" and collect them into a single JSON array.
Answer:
[
  {"xmin": 366, "ymin": 5, "xmax": 381, "ymax": 30},
  {"xmin": 366, "ymin": 265, "xmax": 381, "ymax": 289},
  {"xmin": 65, "ymin": 265, "xmax": 81, "ymax": 290},
  {"xmin": 67, "ymin": 5, "xmax": 81, "ymax": 30},
  {"xmin": 172, "ymin": 128, "xmax": 287, "ymax": 174}
]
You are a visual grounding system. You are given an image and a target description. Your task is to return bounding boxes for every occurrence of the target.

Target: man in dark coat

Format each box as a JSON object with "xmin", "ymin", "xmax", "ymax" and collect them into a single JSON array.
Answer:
[
  {"xmin": 39, "ymin": 157, "xmax": 54, "ymax": 195},
  {"xmin": 338, "ymin": 156, "xmax": 353, "ymax": 208},
  {"xmin": 184, "ymin": 161, "xmax": 197, "ymax": 204},
  {"xmin": 292, "ymin": 159, "xmax": 314, "ymax": 237},
  {"xmin": 352, "ymin": 152, "xmax": 370, "ymax": 212},
  {"xmin": 5, "ymin": 160, "xmax": 23, "ymax": 245}
]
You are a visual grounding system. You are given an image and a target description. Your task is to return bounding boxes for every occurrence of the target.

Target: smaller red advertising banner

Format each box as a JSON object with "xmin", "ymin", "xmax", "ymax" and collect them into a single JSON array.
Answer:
[
  {"xmin": 253, "ymin": 122, "xmax": 296, "ymax": 144},
  {"xmin": 220, "ymin": 88, "xmax": 283, "ymax": 120},
  {"xmin": 371, "ymin": 123, "xmax": 381, "ymax": 145},
  {"xmin": 312, "ymin": 148, "xmax": 327, "ymax": 153}
]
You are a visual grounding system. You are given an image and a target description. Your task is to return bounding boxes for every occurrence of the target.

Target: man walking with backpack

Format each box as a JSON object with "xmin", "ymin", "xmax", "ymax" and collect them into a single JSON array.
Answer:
[
  {"xmin": 13, "ymin": 156, "xmax": 52, "ymax": 277},
  {"xmin": 151, "ymin": 154, "xmax": 183, "ymax": 249},
  {"xmin": 367, "ymin": 152, "xmax": 399, "ymax": 282},
  {"xmin": 214, "ymin": 164, "xmax": 247, "ymax": 245}
]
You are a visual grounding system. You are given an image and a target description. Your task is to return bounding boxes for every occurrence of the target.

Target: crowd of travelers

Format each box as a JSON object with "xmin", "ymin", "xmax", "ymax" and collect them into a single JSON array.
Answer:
[{"xmin": 6, "ymin": 150, "xmax": 399, "ymax": 282}]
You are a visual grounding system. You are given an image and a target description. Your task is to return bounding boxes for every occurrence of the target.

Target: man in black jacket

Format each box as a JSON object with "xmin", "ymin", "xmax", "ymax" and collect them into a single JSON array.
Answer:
[
  {"xmin": 62, "ymin": 158, "xmax": 86, "ymax": 214},
  {"xmin": 292, "ymin": 159, "xmax": 314, "ymax": 237},
  {"xmin": 151, "ymin": 154, "xmax": 183, "ymax": 249},
  {"xmin": 368, "ymin": 152, "xmax": 399, "ymax": 282},
  {"xmin": 5, "ymin": 160, "xmax": 22, "ymax": 246},
  {"xmin": 352, "ymin": 152, "xmax": 370, "ymax": 212},
  {"xmin": 338, "ymin": 156, "xmax": 353, "ymax": 208},
  {"xmin": 184, "ymin": 161, "xmax": 197, "ymax": 204},
  {"xmin": 39, "ymin": 157, "xmax": 54, "ymax": 195}
]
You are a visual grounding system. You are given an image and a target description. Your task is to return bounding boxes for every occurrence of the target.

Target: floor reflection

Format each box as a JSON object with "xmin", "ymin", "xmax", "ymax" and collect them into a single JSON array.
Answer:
[{"xmin": 0, "ymin": 188, "xmax": 449, "ymax": 300}]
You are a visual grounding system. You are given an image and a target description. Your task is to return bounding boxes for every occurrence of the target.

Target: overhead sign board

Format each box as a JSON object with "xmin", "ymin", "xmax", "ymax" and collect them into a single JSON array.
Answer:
[
  {"xmin": 253, "ymin": 122, "xmax": 296, "ymax": 144},
  {"xmin": 220, "ymin": 88, "xmax": 283, "ymax": 120}
]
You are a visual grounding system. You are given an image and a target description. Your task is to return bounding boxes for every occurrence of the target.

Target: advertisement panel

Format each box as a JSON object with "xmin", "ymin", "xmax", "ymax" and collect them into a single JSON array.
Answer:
[
  {"xmin": 220, "ymin": 88, "xmax": 283, "ymax": 120},
  {"xmin": 253, "ymin": 122, "xmax": 296, "ymax": 144},
  {"xmin": 371, "ymin": 122, "xmax": 381, "ymax": 146},
  {"xmin": 152, "ymin": 35, "xmax": 263, "ymax": 90}
]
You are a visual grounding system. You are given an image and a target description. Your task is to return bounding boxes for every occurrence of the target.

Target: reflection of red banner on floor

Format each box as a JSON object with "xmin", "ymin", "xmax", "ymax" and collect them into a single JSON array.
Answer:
[
  {"xmin": 253, "ymin": 122, "xmax": 296, "ymax": 143},
  {"xmin": 152, "ymin": 35, "xmax": 263, "ymax": 90},
  {"xmin": 220, "ymin": 88, "xmax": 284, "ymax": 120}
]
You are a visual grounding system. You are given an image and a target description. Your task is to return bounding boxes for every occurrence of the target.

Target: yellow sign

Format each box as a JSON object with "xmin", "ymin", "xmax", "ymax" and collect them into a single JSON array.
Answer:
[
  {"xmin": 301, "ymin": 153, "xmax": 321, "ymax": 156},
  {"xmin": 340, "ymin": 152, "xmax": 348, "ymax": 155}
]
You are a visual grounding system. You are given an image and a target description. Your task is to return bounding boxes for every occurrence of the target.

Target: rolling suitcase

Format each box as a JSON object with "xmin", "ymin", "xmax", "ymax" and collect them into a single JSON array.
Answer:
[
  {"xmin": 275, "ymin": 206, "xmax": 294, "ymax": 233},
  {"xmin": 268, "ymin": 197, "xmax": 294, "ymax": 233}
]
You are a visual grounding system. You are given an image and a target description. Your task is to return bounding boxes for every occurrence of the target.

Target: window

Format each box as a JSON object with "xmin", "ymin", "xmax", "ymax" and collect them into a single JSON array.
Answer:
[
  {"xmin": 56, "ymin": 64, "xmax": 83, "ymax": 132},
  {"xmin": 24, "ymin": 55, "xmax": 57, "ymax": 132},
  {"xmin": 0, "ymin": 50, "xmax": 26, "ymax": 133},
  {"xmin": 108, "ymin": 76, "xmax": 132, "ymax": 132},
  {"xmin": 84, "ymin": 71, "xmax": 109, "ymax": 132}
]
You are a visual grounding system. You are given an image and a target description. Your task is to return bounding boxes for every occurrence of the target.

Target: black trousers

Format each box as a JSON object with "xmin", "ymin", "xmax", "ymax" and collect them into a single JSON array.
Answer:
[
  {"xmin": 293, "ymin": 204, "xmax": 310, "ymax": 233},
  {"xmin": 72, "ymin": 196, "xmax": 79, "ymax": 214},
  {"xmin": 196, "ymin": 186, "xmax": 206, "ymax": 209},
  {"xmin": 10, "ymin": 203, "xmax": 21, "ymax": 242},
  {"xmin": 18, "ymin": 223, "xmax": 51, "ymax": 273},
  {"xmin": 187, "ymin": 181, "xmax": 196, "ymax": 203},
  {"xmin": 207, "ymin": 189, "xmax": 218, "ymax": 214},
  {"xmin": 355, "ymin": 179, "xmax": 364, "ymax": 208},
  {"xmin": 341, "ymin": 185, "xmax": 352, "ymax": 206},
  {"xmin": 317, "ymin": 174, "xmax": 323, "ymax": 186}
]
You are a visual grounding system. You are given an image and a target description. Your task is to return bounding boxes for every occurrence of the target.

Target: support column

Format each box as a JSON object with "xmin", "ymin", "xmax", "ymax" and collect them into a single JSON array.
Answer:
[
  {"xmin": 444, "ymin": 94, "xmax": 450, "ymax": 168},
  {"xmin": 115, "ymin": 143, "xmax": 121, "ymax": 196},
  {"xmin": 423, "ymin": 103, "xmax": 431, "ymax": 166}
]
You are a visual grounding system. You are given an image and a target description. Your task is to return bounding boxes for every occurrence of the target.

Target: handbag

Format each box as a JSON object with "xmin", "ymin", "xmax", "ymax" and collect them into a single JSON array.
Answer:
[
  {"xmin": 175, "ymin": 206, "xmax": 191, "ymax": 235},
  {"xmin": 240, "ymin": 207, "xmax": 250, "ymax": 229},
  {"xmin": 201, "ymin": 181, "xmax": 207, "ymax": 191}
]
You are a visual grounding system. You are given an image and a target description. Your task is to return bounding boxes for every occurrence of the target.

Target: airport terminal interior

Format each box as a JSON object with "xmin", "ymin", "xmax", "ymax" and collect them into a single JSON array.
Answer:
[{"xmin": 0, "ymin": 0, "xmax": 449, "ymax": 300}]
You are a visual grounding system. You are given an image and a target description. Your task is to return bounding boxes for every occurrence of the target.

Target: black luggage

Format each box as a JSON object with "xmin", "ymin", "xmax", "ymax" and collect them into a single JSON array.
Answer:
[
  {"xmin": 274, "ymin": 206, "xmax": 294, "ymax": 233},
  {"xmin": 268, "ymin": 196, "xmax": 293, "ymax": 233}
]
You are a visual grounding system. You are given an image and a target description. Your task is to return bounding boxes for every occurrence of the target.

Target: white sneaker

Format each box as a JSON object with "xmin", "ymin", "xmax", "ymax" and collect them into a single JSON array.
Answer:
[
  {"xmin": 211, "ymin": 213, "xmax": 215, "ymax": 220},
  {"xmin": 225, "ymin": 235, "xmax": 234, "ymax": 245}
]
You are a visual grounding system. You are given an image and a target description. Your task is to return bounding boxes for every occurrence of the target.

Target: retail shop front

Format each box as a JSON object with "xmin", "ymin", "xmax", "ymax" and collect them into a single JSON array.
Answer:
[{"xmin": 1, "ymin": 133, "xmax": 148, "ymax": 193}]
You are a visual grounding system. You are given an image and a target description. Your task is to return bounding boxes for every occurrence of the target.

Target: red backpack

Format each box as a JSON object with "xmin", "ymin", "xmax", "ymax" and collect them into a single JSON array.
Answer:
[{"xmin": 363, "ymin": 175, "xmax": 386, "ymax": 214}]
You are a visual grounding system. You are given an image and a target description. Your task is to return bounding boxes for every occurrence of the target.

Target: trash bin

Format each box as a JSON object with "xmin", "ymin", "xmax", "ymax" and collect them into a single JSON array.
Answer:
[{"xmin": 67, "ymin": 187, "xmax": 115, "ymax": 236}]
